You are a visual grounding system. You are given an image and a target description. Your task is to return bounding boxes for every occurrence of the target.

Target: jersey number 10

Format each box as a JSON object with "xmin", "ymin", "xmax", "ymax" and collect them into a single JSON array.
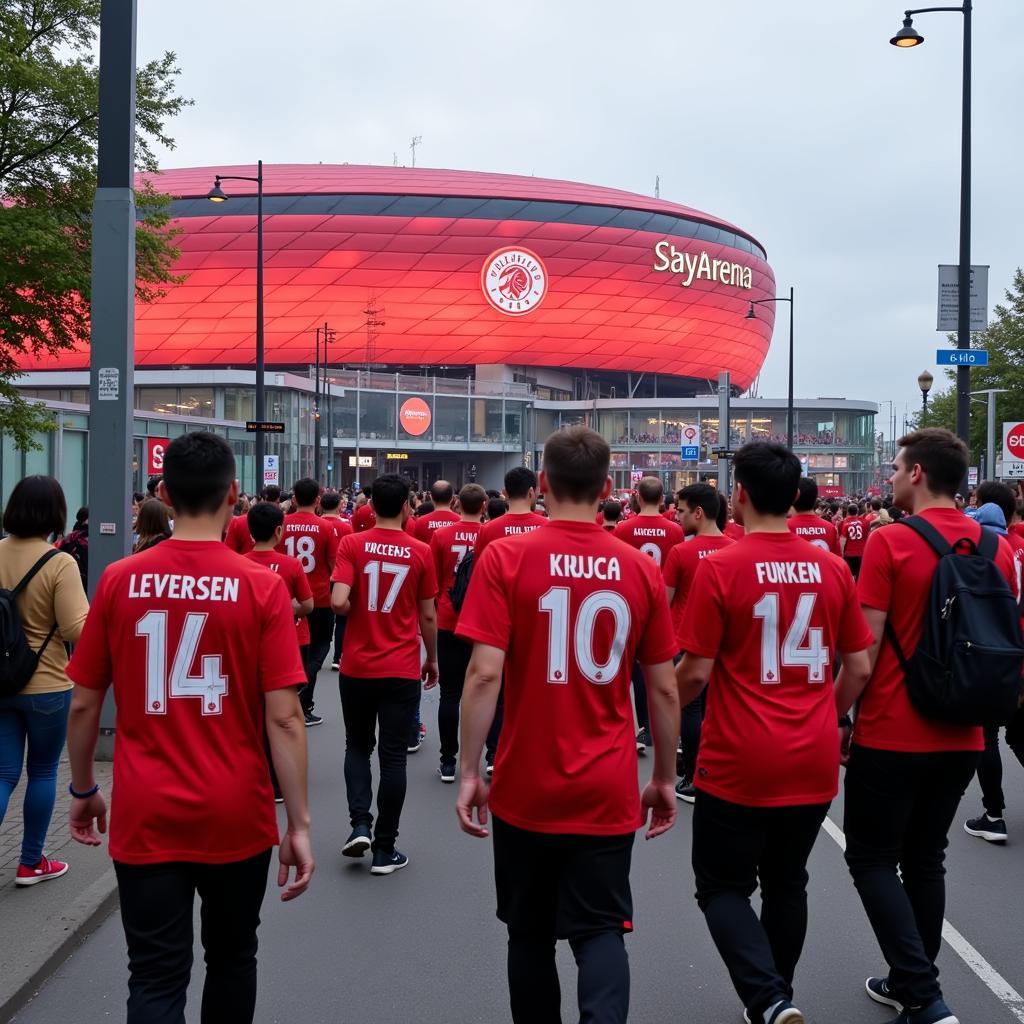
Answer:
[{"xmin": 539, "ymin": 587, "xmax": 631, "ymax": 685}]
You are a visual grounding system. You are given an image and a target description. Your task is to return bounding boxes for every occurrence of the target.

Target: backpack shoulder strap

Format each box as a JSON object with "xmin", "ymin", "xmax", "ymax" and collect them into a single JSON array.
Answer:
[
  {"xmin": 974, "ymin": 527, "xmax": 998, "ymax": 561},
  {"xmin": 883, "ymin": 617, "xmax": 911, "ymax": 675},
  {"xmin": 894, "ymin": 516, "xmax": 953, "ymax": 558},
  {"xmin": 11, "ymin": 549, "xmax": 61, "ymax": 598}
]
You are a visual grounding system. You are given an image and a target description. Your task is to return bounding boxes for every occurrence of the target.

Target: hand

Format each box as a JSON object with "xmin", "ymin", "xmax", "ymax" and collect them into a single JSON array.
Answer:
[
  {"xmin": 640, "ymin": 779, "xmax": 677, "ymax": 840},
  {"xmin": 69, "ymin": 791, "xmax": 108, "ymax": 846},
  {"xmin": 456, "ymin": 774, "xmax": 490, "ymax": 838},
  {"xmin": 278, "ymin": 828, "xmax": 315, "ymax": 902},
  {"xmin": 421, "ymin": 659, "xmax": 439, "ymax": 689},
  {"xmin": 839, "ymin": 723, "xmax": 853, "ymax": 766}
]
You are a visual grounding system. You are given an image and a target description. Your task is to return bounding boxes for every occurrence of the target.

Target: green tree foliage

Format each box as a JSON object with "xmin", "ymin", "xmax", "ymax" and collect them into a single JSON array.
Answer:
[
  {"xmin": 915, "ymin": 268, "xmax": 1024, "ymax": 464},
  {"xmin": 0, "ymin": 0, "xmax": 190, "ymax": 449}
]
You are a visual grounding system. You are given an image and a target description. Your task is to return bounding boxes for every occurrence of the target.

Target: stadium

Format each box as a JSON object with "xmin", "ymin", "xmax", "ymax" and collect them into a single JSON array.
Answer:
[{"xmin": 10, "ymin": 165, "xmax": 877, "ymax": 503}]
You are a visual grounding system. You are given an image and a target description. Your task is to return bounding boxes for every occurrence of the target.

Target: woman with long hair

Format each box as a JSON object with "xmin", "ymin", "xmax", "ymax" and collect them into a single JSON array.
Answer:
[
  {"xmin": 133, "ymin": 499, "xmax": 172, "ymax": 554},
  {"xmin": 0, "ymin": 476, "xmax": 89, "ymax": 886}
]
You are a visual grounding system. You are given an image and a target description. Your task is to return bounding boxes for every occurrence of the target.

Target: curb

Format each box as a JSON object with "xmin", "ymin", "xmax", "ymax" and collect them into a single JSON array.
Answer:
[{"xmin": 0, "ymin": 868, "xmax": 119, "ymax": 1023}]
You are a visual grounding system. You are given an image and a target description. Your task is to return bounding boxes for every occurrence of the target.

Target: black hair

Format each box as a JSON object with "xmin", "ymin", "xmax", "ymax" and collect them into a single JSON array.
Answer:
[
  {"xmin": 602, "ymin": 499, "xmax": 622, "ymax": 523},
  {"xmin": 976, "ymin": 480, "xmax": 1016, "ymax": 525},
  {"xmin": 261, "ymin": 484, "xmax": 282, "ymax": 503},
  {"xmin": 2, "ymin": 475, "xmax": 67, "ymax": 538},
  {"xmin": 371, "ymin": 474, "xmax": 411, "ymax": 519},
  {"xmin": 486, "ymin": 497, "xmax": 508, "ymax": 521},
  {"xmin": 73, "ymin": 506, "xmax": 88, "ymax": 528},
  {"xmin": 677, "ymin": 482, "xmax": 719, "ymax": 520},
  {"xmin": 733, "ymin": 442, "xmax": 802, "ymax": 517},
  {"xmin": 504, "ymin": 466, "xmax": 538, "ymax": 500},
  {"xmin": 146, "ymin": 475, "xmax": 162, "ymax": 497},
  {"xmin": 792, "ymin": 477, "xmax": 818, "ymax": 513},
  {"xmin": 247, "ymin": 501, "xmax": 284, "ymax": 543},
  {"xmin": 162, "ymin": 431, "xmax": 236, "ymax": 516},
  {"xmin": 716, "ymin": 492, "xmax": 729, "ymax": 532},
  {"xmin": 430, "ymin": 480, "xmax": 454, "ymax": 505},
  {"xmin": 415, "ymin": 501, "xmax": 434, "ymax": 517},
  {"xmin": 292, "ymin": 478, "xmax": 320, "ymax": 507},
  {"xmin": 847, "ymin": 503, "xmax": 859, "ymax": 516},
  {"xmin": 319, "ymin": 491, "xmax": 342, "ymax": 512}
]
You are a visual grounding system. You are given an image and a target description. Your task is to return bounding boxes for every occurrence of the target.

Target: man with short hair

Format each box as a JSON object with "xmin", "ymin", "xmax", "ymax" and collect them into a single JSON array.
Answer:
[
  {"xmin": 839, "ymin": 503, "xmax": 868, "ymax": 579},
  {"xmin": 475, "ymin": 466, "xmax": 547, "ymax": 557},
  {"xmin": 319, "ymin": 491, "xmax": 353, "ymax": 671},
  {"xmin": 836, "ymin": 428, "xmax": 1018, "ymax": 1024},
  {"xmin": 430, "ymin": 483, "xmax": 488, "ymax": 782},
  {"xmin": 662, "ymin": 483, "xmax": 733, "ymax": 802},
  {"xmin": 279, "ymin": 479, "xmax": 339, "ymax": 726},
  {"xmin": 407, "ymin": 479, "xmax": 459, "ymax": 542},
  {"xmin": 456, "ymin": 427, "xmax": 680, "ymax": 1024},
  {"xmin": 678, "ymin": 442, "xmax": 873, "ymax": 1024},
  {"xmin": 331, "ymin": 474, "xmax": 439, "ymax": 874},
  {"xmin": 787, "ymin": 478, "xmax": 840, "ymax": 554},
  {"xmin": 614, "ymin": 476, "xmax": 684, "ymax": 754},
  {"xmin": 66, "ymin": 432, "xmax": 314, "ymax": 1024}
]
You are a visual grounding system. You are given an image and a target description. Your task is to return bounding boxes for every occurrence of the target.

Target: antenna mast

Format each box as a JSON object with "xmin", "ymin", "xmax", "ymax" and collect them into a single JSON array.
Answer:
[{"xmin": 410, "ymin": 135, "xmax": 423, "ymax": 168}]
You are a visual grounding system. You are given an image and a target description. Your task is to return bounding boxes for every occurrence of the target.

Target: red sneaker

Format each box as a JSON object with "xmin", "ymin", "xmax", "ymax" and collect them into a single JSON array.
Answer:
[{"xmin": 16, "ymin": 855, "xmax": 69, "ymax": 887}]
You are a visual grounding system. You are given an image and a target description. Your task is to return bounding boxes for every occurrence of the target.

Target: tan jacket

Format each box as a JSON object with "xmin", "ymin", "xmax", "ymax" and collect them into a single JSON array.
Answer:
[{"xmin": 0, "ymin": 536, "xmax": 89, "ymax": 694}]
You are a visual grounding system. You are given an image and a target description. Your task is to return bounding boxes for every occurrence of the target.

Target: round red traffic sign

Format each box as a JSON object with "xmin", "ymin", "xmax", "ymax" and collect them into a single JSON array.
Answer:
[{"xmin": 1006, "ymin": 426, "xmax": 1024, "ymax": 460}]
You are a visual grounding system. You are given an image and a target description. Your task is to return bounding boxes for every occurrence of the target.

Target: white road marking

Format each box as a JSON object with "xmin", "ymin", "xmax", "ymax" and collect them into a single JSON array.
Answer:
[{"xmin": 821, "ymin": 815, "xmax": 1024, "ymax": 1023}]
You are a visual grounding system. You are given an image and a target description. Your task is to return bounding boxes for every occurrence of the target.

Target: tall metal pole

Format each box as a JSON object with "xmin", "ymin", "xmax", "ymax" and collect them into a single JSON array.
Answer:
[
  {"xmin": 955, "ymin": 3, "xmax": 972, "ymax": 458},
  {"xmin": 717, "ymin": 372, "xmax": 731, "ymax": 496},
  {"xmin": 787, "ymin": 286, "xmax": 795, "ymax": 450},
  {"xmin": 254, "ymin": 160, "xmax": 265, "ymax": 493},
  {"xmin": 313, "ymin": 327, "xmax": 321, "ymax": 479},
  {"xmin": 325, "ymin": 325, "xmax": 332, "ymax": 487},
  {"xmin": 89, "ymin": 0, "xmax": 137, "ymax": 756},
  {"xmin": 986, "ymin": 389, "xmax": 996, "ymax": 481}
]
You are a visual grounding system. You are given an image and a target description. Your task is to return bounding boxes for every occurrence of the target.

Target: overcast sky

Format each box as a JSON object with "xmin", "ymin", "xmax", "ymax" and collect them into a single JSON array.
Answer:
[{"xmin": 137, "ymin": 0, "xmax": 1023, "ymax": 435}]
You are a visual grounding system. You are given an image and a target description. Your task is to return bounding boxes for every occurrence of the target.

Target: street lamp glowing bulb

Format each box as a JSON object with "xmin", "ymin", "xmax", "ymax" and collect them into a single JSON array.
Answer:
[
  {"xmin": 206, "ymin": 179, "xmax": 228, "ymax": 203},
  {"xmin": 890, "ymin": 16, "xmax": 924, "ymax": 47}
]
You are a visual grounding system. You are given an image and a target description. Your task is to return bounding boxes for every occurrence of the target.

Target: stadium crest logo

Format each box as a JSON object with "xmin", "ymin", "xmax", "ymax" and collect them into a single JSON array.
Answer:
[{"xmin": 482, "ymin": 247, "xmax": 548, "ymax": 316}]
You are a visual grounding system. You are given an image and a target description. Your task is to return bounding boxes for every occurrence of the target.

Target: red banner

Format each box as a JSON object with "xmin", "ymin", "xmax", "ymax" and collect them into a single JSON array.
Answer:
[
  {"xmin": 819, "ymin": 485, "xmax": 844, "ymax": 498},
  {"xmin": 146, "ymin": 437, "xmax": 169, "ymax": 476}
]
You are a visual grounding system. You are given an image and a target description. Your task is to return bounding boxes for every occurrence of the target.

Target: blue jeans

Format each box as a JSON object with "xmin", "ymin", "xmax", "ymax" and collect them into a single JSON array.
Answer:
[{"xmin": 0, "ymin": 690, "xmax": 72, "ymax": 866}]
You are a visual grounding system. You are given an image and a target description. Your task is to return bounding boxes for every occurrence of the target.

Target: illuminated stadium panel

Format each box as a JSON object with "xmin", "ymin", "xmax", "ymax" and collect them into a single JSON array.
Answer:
[{"xmin": 21, "ymin": 165, "xmax": 776, "ymax": 390}]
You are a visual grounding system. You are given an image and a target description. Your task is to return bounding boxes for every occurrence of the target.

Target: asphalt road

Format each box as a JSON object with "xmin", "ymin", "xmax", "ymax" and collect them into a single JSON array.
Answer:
[{"xmin": 10, "ymin": 675, "xmax": 1024, "ymax": 1024}]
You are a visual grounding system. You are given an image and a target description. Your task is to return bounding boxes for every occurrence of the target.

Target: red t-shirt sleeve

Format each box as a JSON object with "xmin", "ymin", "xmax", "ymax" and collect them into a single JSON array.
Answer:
[
  {"xmin": 331, "ymin": 538, "xmax": 355, "ymax": 586},
  {"xmin": 636, "ymin": 565, "xmax": 679, "ymax": 665},
  {"xmin": 455, "ymin": 546, "xmax": 511, "ymax": 650},
  {"xmin": 837, "ymin": 567, "xmax": 875, "ymax": 652},
  {"xmin": 418, "ymin": 546, "xmax": 439, "ymax": 601},
  {"xmin": 65, "ymin": 570, "xmax": 113, "ymax": 690},
  {"xmin": 678, "ymin": 559, "xmax": 725, "ymax": 658},
  {"xmin": 259, "ymin": 576, "xmax": 309, "ymax": 692},
  {"xmin": 856, "ymin": 530, "xmax": 894, "ymax": 613},
  {"xmin": 830, "ymin": 527, "xmax": 841, "ymax": 557}
]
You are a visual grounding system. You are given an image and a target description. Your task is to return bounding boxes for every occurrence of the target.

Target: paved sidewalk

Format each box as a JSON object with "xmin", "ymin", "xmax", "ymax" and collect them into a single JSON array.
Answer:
[{"xmin": 0, "ymin": 754, "xmax": 117, "ymax": 1021}]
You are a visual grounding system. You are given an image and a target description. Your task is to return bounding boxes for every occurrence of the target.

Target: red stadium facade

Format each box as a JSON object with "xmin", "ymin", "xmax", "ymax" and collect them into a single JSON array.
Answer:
[{"xmin": 20, "ymin": 165, "xmax": 776, "ymax": 391}]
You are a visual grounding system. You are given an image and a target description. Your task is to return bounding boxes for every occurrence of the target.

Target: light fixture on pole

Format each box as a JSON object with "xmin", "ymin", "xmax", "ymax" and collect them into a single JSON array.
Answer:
[
  {"xmin": 890, "ymin": 3, "xmax": 972, "ymax": 474},
  {"xmin": 918, "ymin": 369, "xmax": 934, "ymax": 424},
  {"xmin": 208, "ymin": 162, "xmax": 265, "ymax": 492},
  {"xmin": 746, "ymin": 287, "xmax": 795, "ymax": 449}
]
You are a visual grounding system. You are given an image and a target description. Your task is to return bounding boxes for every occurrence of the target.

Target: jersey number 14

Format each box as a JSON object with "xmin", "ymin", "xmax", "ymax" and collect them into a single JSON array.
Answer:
[{"xmin": 751, "ymin": 592, "xmax": 829, "ymax": 684}]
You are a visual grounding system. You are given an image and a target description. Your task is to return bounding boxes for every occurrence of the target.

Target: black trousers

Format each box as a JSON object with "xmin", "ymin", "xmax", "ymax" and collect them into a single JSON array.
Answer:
[
  {"xmin": 679, "ymin": 688, "xmax": 707, "ymax": 781},
  {"xmin": 631, "ymin": 662, "xmax": 649, "ymax": 731},
  {"xmin": 976, "ymin": 710, "xmax": 1024, "ymax": 817},
  {"xmin": 300, "ymin": 607, "xmax": 335, "ymax": 712},
  {"xmin": 114, "ymin": 849, "xmax": 272, "ymax": 1024},
  {"xmin": 437, "ymin": 628, "xmax": 473, "ymax": 763},
  {"xmin": 844, "ymin": 555, "xmax": 862, "ymax": 579},
  {"xmin": 692, "ymin": 790, "xmax": 829, "ymax": 1016},
  {"xmin": 331, "ymin": 613, "xmax": 347, "ymax": 666},
  {"xmin": 843, "ymin": 744, "xmax": 980, "ymax": 1009},
  {"xmin": 339, "ymin": 674, "xmax": 420, "ymax": 852}
]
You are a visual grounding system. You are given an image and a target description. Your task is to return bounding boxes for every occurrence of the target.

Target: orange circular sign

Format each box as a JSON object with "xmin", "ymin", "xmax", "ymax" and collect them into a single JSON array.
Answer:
[{"xmin": 399, "ymin": 397, "xmax": 431, "ymax": 436}]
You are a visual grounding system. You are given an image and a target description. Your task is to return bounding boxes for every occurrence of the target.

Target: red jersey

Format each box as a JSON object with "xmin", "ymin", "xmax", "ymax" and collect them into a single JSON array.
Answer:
[
  {"xmin": 724, "ymin": 521, "xmax": 745, "ymax": 541},
  {"xmin": 679, "ymin": 532, "xmax": 872, "ymax": 807},
  {"xmin": 613, "ymin": 514, "xmax": 684, "ymax": 568},
  {"xmin": 1010, "ymin": 522, "xmax": 1024, "ymax": 543},
  {"xmin": 663, "ymin": 534, "xmax": 734, "ymax": 648},
  {"xmin": 475, "ymin": 510, "xmax": 547, "ymax": 557},
  {"xmin": 323, "ymin": 515, "xmax": 354, "ymax": 542},
  {"xmin": 223, "ymin": 513, "xmax": 254, "ymax": 555},
  {"xmin": 65, "ymin": 540, "xmax": 306, "ymax": 865},
  {"xmin": 456, "ymin": 520, "xmax": 677, "ymax": 835},
  {"xmin": 662, "ymin": 507, "xmax": 678, "ymax": 522},
  {"xmin": 407, "ymin": 508, "xmax": 460, "ymax": 543},
  {"xmin": 856, "ymin": 508, "xmax": 1018, "ymax": 753},
  {"xmin": 276, "ymin": 510, "xmax": 339, "ymax": 607},
  {"xmin": 352, "ymin": 504, "xmax": 376, "ymax": 533},
  {"xmin": 331, "ymin": 527, "xmax": 437, "ymax": 679},
  {"xmin": 839, "ymin": 515, "xmax": 868, "ymax": 558},
  {"xmin": 245, "ymin": 549, "xmax": 313, "ymax": 646},
  {"xmin": 787, "ymin": 513, "xmax": 841, "ymax": 556},
  {"xmin": 430, "ymin": 521, "xmax": 483, "ymax": 631}
]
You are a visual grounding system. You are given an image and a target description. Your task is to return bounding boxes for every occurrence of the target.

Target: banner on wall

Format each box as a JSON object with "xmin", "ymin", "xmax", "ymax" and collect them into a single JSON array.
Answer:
[{"xmin": 146, "ymin": 437, "xmax": 169, "ymax": 476}]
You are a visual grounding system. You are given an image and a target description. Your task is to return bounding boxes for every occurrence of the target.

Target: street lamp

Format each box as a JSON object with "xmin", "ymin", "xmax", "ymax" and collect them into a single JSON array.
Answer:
[
  {"xmin": 207, "ymin": 161, "xmax": 265, "ymax": 492},
  {"xmin": 918, "ymin": 369, "xmax": 934, "ymax": 424},
  {"xmin": 746, "ymin": 286, "xmax": 795, "ymax": 449},
  {"xmin": 890, "ymin": 4, "xmax": 972, "ymax": 457}
]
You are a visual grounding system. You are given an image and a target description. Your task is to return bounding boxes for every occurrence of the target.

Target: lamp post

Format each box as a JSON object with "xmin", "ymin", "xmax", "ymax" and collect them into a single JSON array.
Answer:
[
  {"xmin": 208, "ymin": 162, "xmax": 265, "ymax": 492},
  {"xmin": 890, "ymin": 4, "xmax": 972, "ymax": 455},
  {"xmin": 918, "ymin": 369, "xmax": 934, "ymax": 425},
  {"xmin": 971, "ymin": 389, "xmax": 1008, "ymax": 480},
  {"xmin": 746, "ymin": 286, "xmax": 795, "ymax": 448}
]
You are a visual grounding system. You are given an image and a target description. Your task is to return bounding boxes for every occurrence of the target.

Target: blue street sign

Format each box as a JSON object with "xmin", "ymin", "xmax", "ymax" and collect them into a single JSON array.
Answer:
[
  {"xmin": 681, "ymin": 445, "xmax": 700, "ymax": 461},
  {"xmin": 937, "ymin": 349, "xmax": 988, "ymax": 366}
]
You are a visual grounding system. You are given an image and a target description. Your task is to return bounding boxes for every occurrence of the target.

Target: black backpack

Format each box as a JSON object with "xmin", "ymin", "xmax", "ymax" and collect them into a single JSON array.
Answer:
[
  {"xmin": 0, "ymin": 549, "xmax": 61, "ymax": 697},
  {"xmin": 884, "ymin": 517, "xmax": 1024, "ymax": 726},
  {"xmin": 448, "ymin": 550, "xmax": 475, "ymax": 614}
]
